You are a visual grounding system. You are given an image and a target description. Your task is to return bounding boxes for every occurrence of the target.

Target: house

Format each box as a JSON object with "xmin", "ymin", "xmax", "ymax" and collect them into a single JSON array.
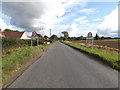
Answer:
[{"xmin": 0, "ymin": 31, "xmax": 31, "ymax": 39}]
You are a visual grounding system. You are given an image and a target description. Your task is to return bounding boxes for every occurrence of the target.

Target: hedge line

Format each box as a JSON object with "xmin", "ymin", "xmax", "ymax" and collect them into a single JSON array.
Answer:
[{"xmin": 2, "ymin": 38, "xmax": 46, "ymax": 53}]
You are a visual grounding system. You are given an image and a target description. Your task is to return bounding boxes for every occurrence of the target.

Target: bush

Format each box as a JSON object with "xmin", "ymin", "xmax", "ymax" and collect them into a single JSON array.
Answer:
[
  {"xmin": 2, "ymin": 38, "xmax": 30, "ymax": 51},
  {"xmin": 2, "ymin": 38, "xmax": 47, "ymax": 52}
]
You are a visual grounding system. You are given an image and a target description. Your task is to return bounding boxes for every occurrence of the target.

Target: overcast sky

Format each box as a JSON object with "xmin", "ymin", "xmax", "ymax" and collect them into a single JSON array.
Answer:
[{"xmin": 0, "ymin": 0, "xmax": 119, "ymax": 37}]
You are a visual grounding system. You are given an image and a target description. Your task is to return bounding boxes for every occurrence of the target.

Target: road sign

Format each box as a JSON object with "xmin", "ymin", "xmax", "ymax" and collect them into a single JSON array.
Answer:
[
  {"xmin": 86, "ymin": 32, "xmax": 94, "ymax": 49},
  {"xmin": 32, "ymin": 31, "xmax": 37, "ymax": 37},
  {"xmin": 31, "ymin": 31, "xmax": 38, "ymax": 39},
  {"xmin": 87, "ymin": 32, "xmax": 93, "ymax": 38},
  {"xmin": 30, "ymin": 31, "xmax": 39, "ymax": 47}
]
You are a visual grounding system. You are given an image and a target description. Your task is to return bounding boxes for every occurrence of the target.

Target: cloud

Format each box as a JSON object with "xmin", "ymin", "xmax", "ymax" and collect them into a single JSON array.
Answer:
[
  {"xmin": 74, "ymin": 16, "xmax": 87, "ymax": 22},
  {"xmin": 78, "ymin": 8, "xmax": 99, "ymax": 15},
  {"xmin": 93, "ymin": 18, "xmax": 102, "ymax": 21},
  {"xmin": 2, "ymin": 1, "xmax": 66, "ymax": 33},
  {"xmin": 63, "ymin": 0, "xmax": 88, "ymax": 9},
  {"xmin": 1, "ymin": 0, "xmax": 88, "ymax": 36},
  {"xmin": 65, "ymin": 22, "xmax": 97, "ymax": 37},
  {"xmin": 0, "ymin": 18, "xmax": 14, "ymax": 30},
  {"xmin": 74, "ymin": 16, "xmax": 88, "ymax": 24},
  {"xmin": 67, "ymin": 22, "xmax": 79, "ymax": 37},
  {"xmin": 97, "ymin": 6, "xmax": 118, "ymax": 37}
]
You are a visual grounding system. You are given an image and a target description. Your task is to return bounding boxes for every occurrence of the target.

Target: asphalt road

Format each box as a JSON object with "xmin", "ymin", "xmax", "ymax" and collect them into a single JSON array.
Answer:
[{"xmin": 8, "ymin": 41, "xmax": 118, "ymax": 88}]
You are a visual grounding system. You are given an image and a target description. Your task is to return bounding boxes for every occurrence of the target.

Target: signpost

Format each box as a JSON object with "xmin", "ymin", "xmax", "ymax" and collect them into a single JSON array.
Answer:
[
  {"xmin": 86, "ymin": 32, "xmax": 94, "ymax": 49},
  {"xmin": 31, "ymin": 31, "xmax": 39, "ymax": 47}
]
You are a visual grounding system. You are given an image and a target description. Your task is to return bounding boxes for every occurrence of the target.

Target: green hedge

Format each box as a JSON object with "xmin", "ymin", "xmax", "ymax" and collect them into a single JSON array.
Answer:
[
  {"xmin": 2, "ymin": 38, "xmax": 29, "ymax": 50},
  {"xmin": 2, "ymin": 38, "xmax": 47, "ymax": 51}
]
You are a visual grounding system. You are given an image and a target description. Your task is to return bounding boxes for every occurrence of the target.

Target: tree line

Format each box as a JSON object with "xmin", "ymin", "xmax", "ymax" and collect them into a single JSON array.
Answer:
[{"xmin": 2, "ymin": 29, "xmax": 119, "ymax": 41}]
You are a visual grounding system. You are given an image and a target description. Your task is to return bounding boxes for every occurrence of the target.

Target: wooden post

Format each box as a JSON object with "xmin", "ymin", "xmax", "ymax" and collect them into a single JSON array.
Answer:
[
  {"xmin": 31, "ymin": 39, "xmax": 32, "ymax": 47},
  {"xmin": 37, "ymin": 38, "xmax": 39, "ymax": 46},
  {"xmin": 86, "ymin": 38, "xmax": 87, "ymax": 47},
  {"xmin": 92, "ymin": 38, "xmax": 94, "ymax": 49}
]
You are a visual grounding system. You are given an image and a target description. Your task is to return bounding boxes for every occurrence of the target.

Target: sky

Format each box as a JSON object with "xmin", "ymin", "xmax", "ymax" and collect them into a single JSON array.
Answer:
[{"xmin": 0, "ymin": 0, "xmax": 119, "ymax": 37}]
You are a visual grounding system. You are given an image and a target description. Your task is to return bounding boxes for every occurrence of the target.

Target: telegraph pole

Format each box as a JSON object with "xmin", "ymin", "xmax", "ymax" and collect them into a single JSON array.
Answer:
[{"xmin": 50, "ymin": 29, "xmax": 51, "ymax": 37}]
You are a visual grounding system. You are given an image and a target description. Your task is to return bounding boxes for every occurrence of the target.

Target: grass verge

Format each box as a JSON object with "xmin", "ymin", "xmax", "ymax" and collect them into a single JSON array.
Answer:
[
  {"xmin": 2, "ymin": 44, "xmax": 50, "ymax": 85},
  {"xmin": 62, "ymin": 41, "xmax": 119, "ymax": 71}
]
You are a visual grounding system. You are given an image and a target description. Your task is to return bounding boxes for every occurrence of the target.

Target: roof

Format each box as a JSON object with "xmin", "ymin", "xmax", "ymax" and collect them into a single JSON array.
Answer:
[{"xmin": 1, "ymin": 31, "xmax": 24, "ymax": 39}]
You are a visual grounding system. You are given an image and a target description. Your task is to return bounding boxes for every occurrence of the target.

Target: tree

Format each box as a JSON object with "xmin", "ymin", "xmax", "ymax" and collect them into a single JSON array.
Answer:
[
  {"xmin": 4, "ymin": 29, "xmax": 19, "ymax": 32},
  {"xmin": 37, "ymin": 34, "xmax": 42, "ymax": 37},
  {"xmin": 94, "ymin": 34, "xmax": 100, "ymax": 40},
  {"xmin": 101, "ymin": 36, "xmax": 104, "ymax": 40},
  {"xmin": 61, "ymin": 31, "xmax": 69, "ymax": 40},
  {"xmin": 43, "ymin": 35, "xmax": 49, "ymax": 41},
  {"xmin": 50, "ymin": 34, "xmax": 58, "ymax": 40}
]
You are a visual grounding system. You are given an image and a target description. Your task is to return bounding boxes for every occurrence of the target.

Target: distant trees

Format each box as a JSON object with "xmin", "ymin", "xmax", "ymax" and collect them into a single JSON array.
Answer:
[
  {"xmin": 44, "ymin": 35, "xmax": 49, "ymax": 39},
  {"xmin": 94, "ymin": 34, "xmax": 100, "ymax": 40},
  {"xmin": 4, "ymin": 29, "xmax": 19, "ymax": 32},
  {"xmin": 101, "ymin": 36, "xmax": 104, "ymax": 40},
  {"xmin": 61, "ymin": 31, "xmax": 69, "ymax": 40},
  {"xmin": 94, "ymin": 34, "xmax": 113, "ymax": 40},
  {"xmin": 50, "ymin": 34, "xmax": 58, "ymax": 41}
]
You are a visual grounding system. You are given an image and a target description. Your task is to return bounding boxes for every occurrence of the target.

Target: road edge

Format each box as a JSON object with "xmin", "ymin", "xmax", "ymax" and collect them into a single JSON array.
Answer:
[{"xmin": 62, "ymin": 42, "xmax": 120, "ymax": 72}]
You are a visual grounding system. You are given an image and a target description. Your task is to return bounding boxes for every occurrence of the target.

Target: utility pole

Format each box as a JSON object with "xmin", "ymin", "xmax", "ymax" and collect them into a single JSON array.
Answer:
[{"xmin": 50, "ymin": 29, "xmax": 51, "ymax": 37}]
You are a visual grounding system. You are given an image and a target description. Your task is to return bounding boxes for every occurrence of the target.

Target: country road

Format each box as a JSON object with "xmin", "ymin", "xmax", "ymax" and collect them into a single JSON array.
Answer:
[{"xmin": 8, "ymin": 41, "xmax": 118, "ymax": 88}]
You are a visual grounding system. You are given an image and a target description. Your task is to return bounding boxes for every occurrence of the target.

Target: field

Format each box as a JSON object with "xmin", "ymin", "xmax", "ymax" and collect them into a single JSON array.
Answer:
[{"xmin": 70, "ymin": 39, "xmax": 119, "ymax": 52}]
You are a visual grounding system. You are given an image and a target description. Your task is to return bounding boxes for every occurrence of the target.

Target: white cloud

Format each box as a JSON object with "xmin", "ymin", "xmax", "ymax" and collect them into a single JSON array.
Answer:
[
  {"xmin": 97, "ymin": 6, "xmax": 118, "ymax": 37},
  {"xmin": 0, "ymin": 18, "xmax": 13, "ymax": 31},
  {"xmin": 79, "ymin": 20, "xmax": 89, "ymax": 24},
  {"xmin": 78, "ymin": 8, "xmax": 99, "ymax": 15},
  {"xmin": 74, "ymin": 16, "xmax": 87, "ymax": 22},
  {"xmin": 2, "ymin": 1, "xmax": 65, "ymax": 32},
  {"xmin": 68, "ymin": 22, "xmax": 79, "ymax": 37},
  {"xmin": 74, "ymin": 16, "xmax": 88, "ymax": 24},
  {"xmin": 65, "ymin": 22, "xmax": 97, "ymax": 37},
  {"xmin": 63, "ymin": 0, "xmax": 88, "ymax": 9},
  {"xmin": 57, "ymin": 13, "xmax": 76, "ymax": 23},
  {"xmin": 93, "ymin": 18, "xmax": 102, "ymax": 21},
  {"xmin": 1, "ymin": 0, "xmax": 88, "ymax": 36}
]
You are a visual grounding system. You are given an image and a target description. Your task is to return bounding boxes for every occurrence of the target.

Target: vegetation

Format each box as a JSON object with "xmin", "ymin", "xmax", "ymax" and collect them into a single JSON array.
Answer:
[
  {"xmin": 61, "ymin": 31, "xmax": 69, "ymax": 40},
  {"xmin": 2, "ymin": 38, "xmax": 29, "ymax": 50},
  {"xmin": 50, "ymin": 34, "xmax": 58, "ymax": 41},
  {"xmin": 62, "ymin": 41, "xmax": 119, "ymax": 71},
  {"xmin": 2, "ymin": 45, "xmax": 49, "ymax": 82},
  {"xmin": 2, "ymin": 37, "xmax": 51, "ymax": 54},
  {"xmin": 94, "ymin": 34, "xmax": 100, "ymax": 40},
  {"xmin": 2, "ymin": 36, "xmax": 52, "ymax": 84},
  {"xmin": 4, "ymin": 29, "xmax": 20, "ymax": 32}
]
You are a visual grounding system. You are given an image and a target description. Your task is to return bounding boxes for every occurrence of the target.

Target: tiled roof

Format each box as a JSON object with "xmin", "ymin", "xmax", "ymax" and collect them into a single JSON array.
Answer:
[{"xmin": 0, "ymin": 31, "xmax": 24, "ymax": 39}]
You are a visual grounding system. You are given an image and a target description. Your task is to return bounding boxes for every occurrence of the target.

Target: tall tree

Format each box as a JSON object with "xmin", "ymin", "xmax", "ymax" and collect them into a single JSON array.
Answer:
[
  {"xmin": 50, "ymin": 34, "xmax": 58, "ymax": 40},
  {"xmin": 94, "ymin": 34, "xmax": 100, "ymax": 40},
  {"xmin": 61, "ymin": 31, "xmax": 69, "ymax": 40}
]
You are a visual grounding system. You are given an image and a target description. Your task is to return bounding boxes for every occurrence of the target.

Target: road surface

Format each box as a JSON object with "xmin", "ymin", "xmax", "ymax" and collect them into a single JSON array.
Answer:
[{"xmin": 8, "ymin": 41, "xmax": 118, "ymax": 88}]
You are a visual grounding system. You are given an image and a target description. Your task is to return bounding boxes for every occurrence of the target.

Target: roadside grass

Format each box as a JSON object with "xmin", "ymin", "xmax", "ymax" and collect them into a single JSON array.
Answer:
[
  {"xmin": 63, "ymin": 41, "xmax": 119, "ymax": 71},
  {"xmin": 2, "ymin": 45, "xmax": 49, "ymax": 83}
]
